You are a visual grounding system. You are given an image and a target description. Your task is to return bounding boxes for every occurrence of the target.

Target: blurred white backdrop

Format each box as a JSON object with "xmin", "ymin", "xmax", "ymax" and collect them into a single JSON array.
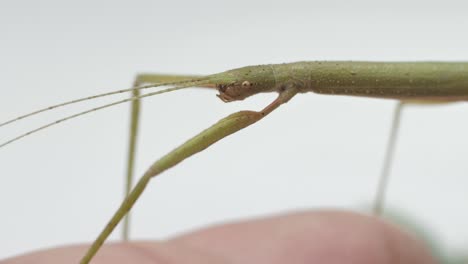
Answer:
[{"xmin": 1, "ymin": 0, "xmax": 468, "ymax": 260}]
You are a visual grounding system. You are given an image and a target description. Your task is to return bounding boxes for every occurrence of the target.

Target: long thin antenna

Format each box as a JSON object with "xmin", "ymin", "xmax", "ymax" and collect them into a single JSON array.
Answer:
[
  {"xmin": 0, "ymin": 78, "xmax": 208, "ymax": 128},
  {"xmin": 373, "ymin": 102, "xmax": 404, "ymax": 215},
  {"xmin": 0, "ymin": 81, "xmax": 208, "ymax": 149}
]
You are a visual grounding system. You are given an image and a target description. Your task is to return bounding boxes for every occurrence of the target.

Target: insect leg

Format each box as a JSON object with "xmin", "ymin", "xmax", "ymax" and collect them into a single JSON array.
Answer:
[
  {"xmin": 123, "ymin": 73, "xmax": 205, "ymax": 241},
  {"xmin": 81, "ymin": 85, "xmax": 299, "ymax": 264},
  {"xmin": 373, "ymin": 102, "xmax": 405, "ymax": 215}
]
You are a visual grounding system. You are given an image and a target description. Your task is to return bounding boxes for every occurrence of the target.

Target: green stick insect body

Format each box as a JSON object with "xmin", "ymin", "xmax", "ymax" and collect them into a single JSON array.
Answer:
[
  {"xmin": 2, "ymin": 61, "xmax": 468, "ymax": 263},
  {"xmin": 85, "ymin": 61, "xmax": 468, "ymax": 263}
]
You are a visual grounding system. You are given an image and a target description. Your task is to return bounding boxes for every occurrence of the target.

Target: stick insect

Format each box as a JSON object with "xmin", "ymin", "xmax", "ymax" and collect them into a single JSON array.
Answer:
[{"xmin": 2, "ymin": 61, "xmax": 468, "ymax": 263}]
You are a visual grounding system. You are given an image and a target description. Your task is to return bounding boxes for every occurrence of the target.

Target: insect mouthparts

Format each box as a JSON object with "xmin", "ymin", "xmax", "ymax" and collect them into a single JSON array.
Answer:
[{"xmin": 217, "ymin": 84, "xmax": 228, "ymax": 93}]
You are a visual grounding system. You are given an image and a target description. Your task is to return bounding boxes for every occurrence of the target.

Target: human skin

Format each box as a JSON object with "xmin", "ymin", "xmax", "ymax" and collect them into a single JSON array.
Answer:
[{"xmin": 1, "ymin": 210, "xmax": 438, "ymax": 264}]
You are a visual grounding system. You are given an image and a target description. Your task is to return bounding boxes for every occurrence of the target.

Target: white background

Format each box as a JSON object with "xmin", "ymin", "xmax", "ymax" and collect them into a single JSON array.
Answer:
[{"xmin": 1, "ymin": 0, "xmax": 467, "ymax": 260}]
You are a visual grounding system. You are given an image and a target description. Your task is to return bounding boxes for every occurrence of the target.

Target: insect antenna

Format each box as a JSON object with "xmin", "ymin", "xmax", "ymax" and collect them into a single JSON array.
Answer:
[
  {"xmin": 0, "ymin": 78, "xmax": 209, "ymax": 128},
  {"xmin": 0, "ymin": 79, "xmax": 210, "ymax": 149}
]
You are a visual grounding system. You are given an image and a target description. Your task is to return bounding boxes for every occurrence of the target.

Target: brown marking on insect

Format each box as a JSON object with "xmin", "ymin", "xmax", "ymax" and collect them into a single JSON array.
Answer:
[{"xmin": 216, "ymin": 80, "xmax": 256, "ymax": 102}]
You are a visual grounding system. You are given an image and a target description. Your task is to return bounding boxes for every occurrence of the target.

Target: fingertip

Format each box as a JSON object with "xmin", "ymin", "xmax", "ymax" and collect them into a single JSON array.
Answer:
[
  {"xmin": 171, "ymin": 210, "xmax": 438, "ymax": 264},
  {"xmin": 2, "ymin": 210, "xmax": 438, "ymax": 264}
]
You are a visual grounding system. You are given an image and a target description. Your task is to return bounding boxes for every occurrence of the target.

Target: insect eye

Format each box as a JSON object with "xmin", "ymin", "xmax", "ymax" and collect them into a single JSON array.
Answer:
[{"xmin": 242, "ymin": 81, "xmax": 251, "ymax": 87}]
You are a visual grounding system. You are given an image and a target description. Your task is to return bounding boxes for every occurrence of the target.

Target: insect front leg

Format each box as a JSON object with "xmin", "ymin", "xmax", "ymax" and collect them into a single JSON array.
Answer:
[{"xmin": 81, "ymin": 83, "xmax": 299, "ymax": 264}]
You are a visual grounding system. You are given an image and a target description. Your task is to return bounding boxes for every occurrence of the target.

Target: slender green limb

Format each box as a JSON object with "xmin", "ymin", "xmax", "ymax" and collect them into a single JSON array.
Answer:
[
  {"xmin": 80, "ymin": 86, "xmax": 299, "ymax": 264},
  {"xmin": 373, "ymin": 102, "xmax": 404, "ymax": 215},
  {"xmin": 122, "ymin": 80, "xmax": 141, "ymax": 241},
  {"xmin": 122, "ymin": 74, "xmax": 204, "ymax": 241}
]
